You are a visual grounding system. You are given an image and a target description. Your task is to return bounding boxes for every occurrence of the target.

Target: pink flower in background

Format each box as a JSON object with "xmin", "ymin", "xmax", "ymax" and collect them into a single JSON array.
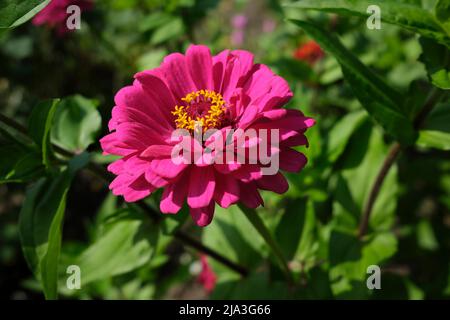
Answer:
[
  {"xmin": 230, "ymin": 14, "xmax": 248, "ymax": 46},
  {"xmin": 231, "ymin": 30, "xmax": 245, "ymax": 46},
  {"xmin": 100, "ymin": 45, "xmax": 315, "ymax": 226},
  {"xmin": 293, "ymin": 40, "xmax": 324, "ymax": 65},
  {"xmin": 231, "ymin": 15, "xmax": 248, "ymax": 29},
  {"xmin": 197, "ymin": 255, "xmax": 217, "ymax": 293},
  {"xmin": 32, "ymin": 0, "xmax": 92, "ymax": 35},
  {"xmin": 262, "ymin": 19, "xmax": 276, "ymax": 33}
]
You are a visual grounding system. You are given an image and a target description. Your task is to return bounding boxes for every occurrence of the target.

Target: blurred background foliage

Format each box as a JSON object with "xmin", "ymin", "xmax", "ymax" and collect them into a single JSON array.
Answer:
[{"xmin": 0, "ymin": 0, "xmax": 449, "ymax": 299}]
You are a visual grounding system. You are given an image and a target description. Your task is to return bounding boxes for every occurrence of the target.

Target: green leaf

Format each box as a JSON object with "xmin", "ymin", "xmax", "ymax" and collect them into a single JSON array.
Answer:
[
  {"xmin": 327, "ymin": 110, "xmax": 368, "ymax": 163},
  {"xmin": 202, "ymin": 205, "xmax": 265, "ymax": 274},
  {"xmin": 417, "ymin": 130, "xmax": 450, "ymax": 150},
  {"xmin": 0, "ymin": 143, "xmax": 44, "ymax": 183},
  {"xmin": 138, "ymin": 12, "xmax": 172, "ymax": 32},
  {"xmin": 419, "ymin": 37, "xmax": 450, "ymax": 90},
  {"xmin": 19, "ymin": 153, "xmax": 89, "ymax": 299},
  {"xmin": 0, "ymin": 0, "xmax": 51, "ymax": 29},
  {"xmin": 73, "ymin": 209, "xmax": 158, "ymax": 286},
  {"xmin": 417, "ymin": 101, "xmax": 450, "ymax": 150},
  {"xmin": 289, "ymin": 20, "xmax": 417, "ymax": 145},
  {"xmin": 436, "ymin": 0, "xmax": 450, "ymax": 32},
  {"xmin": 275, "ymin": 198, "xmax": 318, "ymax": 267},
  {"xmin": 295, "ymin": 201, "xmax": 319, "ymax": 264},
  {"xmin": 275, "ymin": 199, "xmax": 308, "ymax": 260},
  {"xmin": 51, "ymin": 95, "xmax": 101, "ymax": 153},
  {"xmin": 150, "ymin": 18, "xmax": 184, "ymax": 45},
  {"xmin": 287, "ymin": 0, "xmax": 450, "ymax": 48},
  {"xmin": 161, "ymin": 206, "xmax": 189, "ymax": 235},
  {"xmin": 28, "ymin": 99, "xmax": 60, "ymax": 168},
  {"xmin": 329, "ymin": 230, "xmax": 398, "ymax": 297},
  {"xmin": 136, "ymin": 49, "xmax": 167, "ymax": 72},
  {"xmin": 431, "ymin": 69, "xmax": 450, "ymax": 89},
  {"xmin": 239, "ymin": 204, "xmax": 293, "ymax": 282},
  {"xmin": 333, "ymin": 124, "xmax": 398, "ymax": 232},
  {"xmin": 416, "ymin": 219, "xmax": 439, "ymax": 251}
]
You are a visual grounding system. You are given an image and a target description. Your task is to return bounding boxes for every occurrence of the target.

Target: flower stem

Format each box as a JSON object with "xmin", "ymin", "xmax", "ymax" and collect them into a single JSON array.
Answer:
[
  {"xmin": 358, "ymin": 88, "xmax": 447, "ymax": 239},
  {"xmin": 238, "ymin": 204, "xmax": 293, "ymax": 284},
  {"xmin": 358, "ymin": 142, "xmax": 401, "ymax": 238}
]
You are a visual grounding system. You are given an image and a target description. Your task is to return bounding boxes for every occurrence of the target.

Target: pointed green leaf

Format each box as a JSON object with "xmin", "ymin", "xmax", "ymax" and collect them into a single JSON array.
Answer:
[
  {"xmin": 287, "ymin": 0, "xmax": 450, "ymax": 48},
  {"xmin": 19, "ymin": 153, "xmax": 89, "ymax": 299},
  {"xmin": 0, "ymin": 0, "xmax": 51, "ymax": 29},
  {"xmin": 73, "ymin": 209, "xmax": 159, "ymax": 286},
  {"xmin": 28, "ymin": 99, "xmax": 60, "ymax": 168},
  {"xmin": 289, "ymin": 19, "xmax": 417, "ymax": 144}
]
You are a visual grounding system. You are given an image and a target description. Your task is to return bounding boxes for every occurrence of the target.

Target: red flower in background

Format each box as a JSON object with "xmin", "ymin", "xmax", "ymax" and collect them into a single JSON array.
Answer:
[
  {"xmin": 32, "ymin": 0, "xmax": 93, "ymax": 35},
  {"xmin": 197, "ymin": 255, "xmax": 217, "ymax": 293},
  {"xmin": 293, "ymin": 40, "xmax": 324, "ymax": 65}
]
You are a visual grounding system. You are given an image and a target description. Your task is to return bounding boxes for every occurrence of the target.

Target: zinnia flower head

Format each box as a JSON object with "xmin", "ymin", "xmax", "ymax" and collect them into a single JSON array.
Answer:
[
  {"xmin": 100, "ymin": 45, "xmax": 315, "ymax": 226},
  {"xmin": 32, "ymin": 0, "xmax": 93, "ymax": 35},
  {"xmin": 293, "ymin": 40, "xmax": 324, "ymax": 65},
  {"xmin": 197, "ymin": 255, "xmax": 217, "ymax": 293}
]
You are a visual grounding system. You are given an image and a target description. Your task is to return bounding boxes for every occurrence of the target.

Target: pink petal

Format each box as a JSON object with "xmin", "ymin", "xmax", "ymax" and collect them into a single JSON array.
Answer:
[
  {"xmin": 145, "ymin": 168, "xmax": 169, "ymax": 188},
  {"xmin": 114, "ymin": 84, "xmax": 173, "ymax": 132},
  {"xmin": 150, "ymin": 158, "xmax": 187, "ymax": 179},
  {"xmin": 110, "ymin": 174, "xmax": 153, "ymax": 202},
  {"xmin": 279, "ymin": 148, "xmax": 307, "ymax": 172},
  {"xmin": 188, "ymin": 166, "xmax": 216, "ymax": 208},
  {"xmin": 222, "ymin": 50, "xmax": 255, "ymax": 101},
  {"xmin": 256, "ymin": 172, "xmax": 289, "ymax": 194},
  {"xmin": 213, "ymin": 173, "xmax": 240, "ymax": 208},
  {"xmin": 140, "ymin": 145, "xmax": 175, "ymax": 159},
  {"xmin": 159, "ymin": 53, "xmax": 197, "ymax": 102},
  {"xmin": 212, "ymin": 49, "xmax": 230, "ymax": 93},
  {"xmin": 134, "ymin": 71, "xmax": 177, "ymax": 124},
  {"xmin": 239, "ymin": 182, "xmax": 264, "ymax": 208},
  {"xmin": 258, "ymin": 76, "xmax": 293, "ymax": 112},
  {"xmin": 190, "ymin": 201, "xmax": 215, "ymax": 227},
  {"xmin": 114, "ymin": 122, "xmax": 165, "ymax": 150},
  {"xmin": 241, "ymin": 64, "xmax": 274, "ymax": 105},
  {"xmin": 232, "ymin": 164, "xmax": 262, "ymax": 182},
  {"xmin": 186, "ymin": 45, "xmax": 213, "ymax": 90},
  {"xmin": 100, "ymin": 132, "xmax": 136, "ymax": 156},
  {"xmin": 123, "ymin": 155, "xmax": 149, "ymax": 174},
  {"xmin": 214, "ymin": 161, "xmax": 242, "ymax": 174},
  {"xmin": 282, "ymin": 133, "xmax": 309, "ymax": 147},
  {"xmin": 107, "ymin": 158, "xmax": 126, "ymax": 175},
  {"xmin": 160, "ymin": 174, "xmax": 189, "ymax": 214}
]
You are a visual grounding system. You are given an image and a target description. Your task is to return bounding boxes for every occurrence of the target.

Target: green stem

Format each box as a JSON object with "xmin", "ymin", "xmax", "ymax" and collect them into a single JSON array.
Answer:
[
  {"xmin": 238, "ymin": 204, "xmax": 293, "ymax": 284},
  {"xmin": 358, "ymin": 88, "xmax": 447, "ymax": 238}
]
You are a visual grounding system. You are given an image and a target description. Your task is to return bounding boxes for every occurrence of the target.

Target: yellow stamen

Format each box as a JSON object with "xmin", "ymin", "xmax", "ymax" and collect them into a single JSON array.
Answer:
[{"xmin": 172, "ymin": 90, "xmax": 226, "ymax": 131}]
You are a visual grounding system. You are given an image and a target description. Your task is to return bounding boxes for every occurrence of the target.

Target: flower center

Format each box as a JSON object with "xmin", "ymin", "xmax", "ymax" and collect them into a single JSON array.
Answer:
[{"xmin": 172, "ymin": 90, "xmax": 226, "ymax": 131}]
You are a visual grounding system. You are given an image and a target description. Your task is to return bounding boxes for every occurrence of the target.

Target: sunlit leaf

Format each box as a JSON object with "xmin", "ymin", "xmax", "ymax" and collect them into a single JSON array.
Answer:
[
  {"xmin": 19, "ymin": 153, "xmax": 89, "ymax": 299},
  {"xmin": 51, "ymin": 95, "xmax": 101, "ymax": 153},
  {"xmin": 287, "ymin": 0, "xmax": 450, "ymax": 48},
  {"xmin": 28, "ymin": 99, "xmax": 60, "ymax": 168},
  {"xmin": 0, "ymin": 0, "xmax": 50, "ymax": 29}
]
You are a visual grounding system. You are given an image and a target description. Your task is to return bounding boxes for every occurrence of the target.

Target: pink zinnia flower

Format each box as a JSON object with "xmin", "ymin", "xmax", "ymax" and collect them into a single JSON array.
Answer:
[
  {"xmin": 100, "ymin": 45, "xmax": 315, "ymax": 226},
  {"xmin": 197, "ymin": 255, "xmax": 217, "ymax": 293},
  {"xmin": 293, "ymin": 40, "xmax": 324, "ymax": 65},
  {"xmin": 32, "ymin": 0, "xmax": 92, "ymax": 35}
]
